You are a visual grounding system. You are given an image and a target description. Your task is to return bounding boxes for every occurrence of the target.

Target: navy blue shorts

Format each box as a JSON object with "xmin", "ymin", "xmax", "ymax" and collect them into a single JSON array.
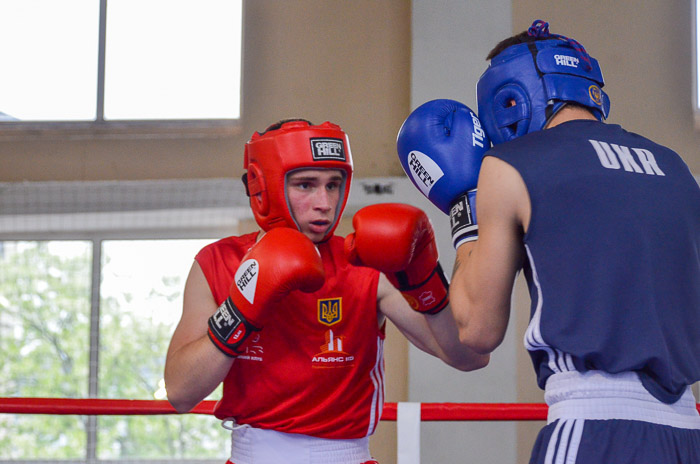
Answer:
[{"xmin": 529, "ymin": 418, "xmax": 700, "ymax": 463}]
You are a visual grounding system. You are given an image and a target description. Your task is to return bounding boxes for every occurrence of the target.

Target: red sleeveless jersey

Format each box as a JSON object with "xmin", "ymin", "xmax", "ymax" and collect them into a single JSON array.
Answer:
[{"xmin": 196, "ymin": 232, "xmax": 385, "ymax": 439}]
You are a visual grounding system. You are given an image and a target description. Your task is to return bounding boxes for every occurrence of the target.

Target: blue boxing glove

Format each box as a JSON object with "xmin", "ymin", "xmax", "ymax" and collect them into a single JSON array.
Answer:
[{"xmin": 397, "ymin": 99, "xmax": 490, "ymax": 248}]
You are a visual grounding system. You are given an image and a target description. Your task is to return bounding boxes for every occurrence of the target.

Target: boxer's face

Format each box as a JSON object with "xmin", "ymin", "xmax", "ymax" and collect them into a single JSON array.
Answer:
[{"xmin": 286, "ymin": 168, "xmax": 344, "ymax": 243}]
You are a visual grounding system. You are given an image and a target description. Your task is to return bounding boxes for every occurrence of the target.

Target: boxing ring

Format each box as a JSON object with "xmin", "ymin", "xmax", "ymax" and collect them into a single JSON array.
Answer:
[
  {"xmin": 5, "ymin": 398, "xmax": 698, "ymax": 463},
  {"xmin": 1, "ymin": 398, "xmax": 546, "ymax": 463}
]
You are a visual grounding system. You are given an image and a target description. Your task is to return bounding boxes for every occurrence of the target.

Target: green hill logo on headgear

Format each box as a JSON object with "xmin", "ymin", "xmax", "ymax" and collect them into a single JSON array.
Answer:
[{"xmin": 310, "ymin": 138, "xmax": 346, "ymax": 161}]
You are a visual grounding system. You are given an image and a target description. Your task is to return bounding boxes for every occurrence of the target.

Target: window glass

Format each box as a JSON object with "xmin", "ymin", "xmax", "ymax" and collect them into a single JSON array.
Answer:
[
  {"xmin": 0, "ymin": 0, "xmax": 98, "ymax": 121},
  {"xmin": 97, "ymin": 238, "xmax": 226, "ymax": 458},
  {"xmin": 0, "ymin": 0, "xmax": 242, "ymax": 122},
  {"xmin": 104, "ymin": 0, "xmax": 242, "ymax": 120},
  {"xmin": 0, "ymin": 238, "xmax": 227, "ymax": 459},
  {"xmin": 0, "ymin": 241, "xmax": 92, "ymax": 458}
]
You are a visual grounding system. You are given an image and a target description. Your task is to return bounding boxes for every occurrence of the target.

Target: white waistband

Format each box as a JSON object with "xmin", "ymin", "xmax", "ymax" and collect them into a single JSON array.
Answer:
[
  {"xmin": 224, "ymin": 421, "xmax": 372, "ymax": 464},
  {"xmin": 544, "ymin": 371, "xmax": 700, "ymax": 429}
]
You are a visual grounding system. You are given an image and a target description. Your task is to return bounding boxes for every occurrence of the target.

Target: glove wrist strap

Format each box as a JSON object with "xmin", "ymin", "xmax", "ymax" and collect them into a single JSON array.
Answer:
[
  {"xmin": 450, "ymin": 189, "xmax": 478, "ymax": 249},
  {"xmin": 392, "ymin": 262, "xmax": 449, "ymax": 315},
  {"xmin": 207, "ymin": 297, "xmax": 260, "ymax": 357}
]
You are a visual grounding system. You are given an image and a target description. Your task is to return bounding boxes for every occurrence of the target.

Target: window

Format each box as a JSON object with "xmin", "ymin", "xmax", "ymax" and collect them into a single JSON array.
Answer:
[
  {"xmin": 0, "ymin": 177, "xmax": 252, "ymax": 461},
  {"xmin": 0, "ymin": 239, "xmax": 228, "ymax": 460},
  {"xmin": 0, "ymin": 0, "xmax": 242, "ymax": 123}
]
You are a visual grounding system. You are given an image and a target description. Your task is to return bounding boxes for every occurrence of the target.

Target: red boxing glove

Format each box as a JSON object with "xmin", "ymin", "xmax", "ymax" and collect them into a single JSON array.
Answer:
[
  {"xmin": 208, "ymin": 228, "xmax": 325, "ymax": 357},
  {"xmin": 344, "ymin": 203, "xmax": 449, "ymax": 314}
]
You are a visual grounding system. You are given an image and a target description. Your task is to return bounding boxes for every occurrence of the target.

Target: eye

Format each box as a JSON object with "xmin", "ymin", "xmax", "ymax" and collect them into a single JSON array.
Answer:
[{"xmin": 290, "ymin": 180, "xmax": 313, "ymax": 190}]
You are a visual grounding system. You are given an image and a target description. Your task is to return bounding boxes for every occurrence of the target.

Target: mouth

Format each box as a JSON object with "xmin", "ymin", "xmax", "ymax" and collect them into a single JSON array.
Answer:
[{"xmin": 309, "ymin": 220, "xmax": 331, "ymax": 234}]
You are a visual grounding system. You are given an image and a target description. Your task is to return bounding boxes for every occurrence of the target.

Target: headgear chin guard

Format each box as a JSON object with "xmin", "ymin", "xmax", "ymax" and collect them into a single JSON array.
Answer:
[
  {"xmin": 476, "ymin": 20, "xmax": 611, "ymax": 145},
  {"xmin": 243, "ymin": 120, "xmax": 354, "ymax": 243}
]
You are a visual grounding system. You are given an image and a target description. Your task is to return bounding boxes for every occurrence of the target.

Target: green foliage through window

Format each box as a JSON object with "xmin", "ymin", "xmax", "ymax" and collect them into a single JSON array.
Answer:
[{"xmin": 0, "ymin": 239, "xmax": 226, "ymax": 460}]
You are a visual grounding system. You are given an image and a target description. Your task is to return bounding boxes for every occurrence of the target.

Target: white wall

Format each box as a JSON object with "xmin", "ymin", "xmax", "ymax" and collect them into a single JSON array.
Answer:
[{"xmin": 409, "ymin": 2, "xmax": 518, "ymax": 463}]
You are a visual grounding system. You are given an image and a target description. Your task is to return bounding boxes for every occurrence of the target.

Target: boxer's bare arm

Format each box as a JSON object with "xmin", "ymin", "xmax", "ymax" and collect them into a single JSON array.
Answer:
[
  {"xmin": 449, "ymin": 157, "xmax": 528, "ymax": 354},
  {"xmin": 376, "ymin": 273, "xmax": 489, "ymax": 371},
  {"xmin": 164, "ymin": 261, "xmax": 233, "ymax": 413}
]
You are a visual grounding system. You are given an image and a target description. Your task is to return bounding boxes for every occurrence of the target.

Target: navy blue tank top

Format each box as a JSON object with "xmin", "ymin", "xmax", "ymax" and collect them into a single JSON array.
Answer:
[{"xmin": 489, "ymin": 120, "xmax": 700, "ymax": 403}]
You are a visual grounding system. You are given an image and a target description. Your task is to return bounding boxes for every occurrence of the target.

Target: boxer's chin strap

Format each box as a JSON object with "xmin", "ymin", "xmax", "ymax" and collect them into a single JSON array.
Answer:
[{"xmin": 241, "ymin": 173, "xmax": 250, "ymax": 197}]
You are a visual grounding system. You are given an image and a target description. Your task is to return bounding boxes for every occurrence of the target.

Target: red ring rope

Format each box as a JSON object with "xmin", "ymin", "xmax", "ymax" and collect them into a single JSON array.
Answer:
[
  {"xmin": 1, "ymin": 398, "xmax": 698, "ymax": 421},
  {"xmin": 0, "ymin": 398, "xmax": 213, "ymax": 416}
]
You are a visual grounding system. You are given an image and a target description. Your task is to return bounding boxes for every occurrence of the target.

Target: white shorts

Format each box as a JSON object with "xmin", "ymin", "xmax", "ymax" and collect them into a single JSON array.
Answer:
[{"xmin": 223, "ymin": 421, "xmax": 374, "ymax": 464}]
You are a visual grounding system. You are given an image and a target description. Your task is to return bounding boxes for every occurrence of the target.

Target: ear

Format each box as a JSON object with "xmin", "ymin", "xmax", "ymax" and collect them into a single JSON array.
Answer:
[
  {"xmin": 492, "ymin": 83, "xmax": 531, "ymax": 142},
  {"xmin": 246, "ymin": 163, "xmax": 269, "ymax": 216}
]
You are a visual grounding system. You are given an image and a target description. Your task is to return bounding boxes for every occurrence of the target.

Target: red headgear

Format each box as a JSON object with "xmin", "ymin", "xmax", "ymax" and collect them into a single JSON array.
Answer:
[{"xmin": 243, "ymin": 120, "xmax": 354, "ymax": 242}]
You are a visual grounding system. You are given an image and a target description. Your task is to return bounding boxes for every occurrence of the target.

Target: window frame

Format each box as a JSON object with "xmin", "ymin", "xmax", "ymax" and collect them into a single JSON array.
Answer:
[{"xmin": 0, "ymin": 0, "xmax": 244, "ymax": 141}]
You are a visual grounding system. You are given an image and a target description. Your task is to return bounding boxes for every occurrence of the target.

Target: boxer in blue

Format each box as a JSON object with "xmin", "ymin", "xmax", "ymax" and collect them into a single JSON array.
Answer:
[{"xmin": 397, "ymin": 20, "xmax": 700, "ymax": 463}]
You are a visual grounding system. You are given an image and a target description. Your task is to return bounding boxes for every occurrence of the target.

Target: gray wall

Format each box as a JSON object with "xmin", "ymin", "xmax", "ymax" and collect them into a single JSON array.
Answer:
[{"xmin": 408, "ymin": 3, "xmax": 518, "ymax": 463}]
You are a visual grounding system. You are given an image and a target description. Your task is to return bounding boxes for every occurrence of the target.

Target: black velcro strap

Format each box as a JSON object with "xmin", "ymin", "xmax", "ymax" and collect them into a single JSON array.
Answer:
[
  {"xmin": 450, "ymin": 193, "xmax": 478, "ymax": 248},
  {"xmin": 207, "ymin": 297, "xmax": 260, "ymax": 357},
  {"xmin": 241, "ymin": 173, "xmax": 250, "ymax": 197}
]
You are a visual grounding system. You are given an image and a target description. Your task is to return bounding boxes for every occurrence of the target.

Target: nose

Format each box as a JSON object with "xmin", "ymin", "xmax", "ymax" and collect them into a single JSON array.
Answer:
[{"xmin": 314, "ymin": 189, "xmax": 334, "ymax": 212}]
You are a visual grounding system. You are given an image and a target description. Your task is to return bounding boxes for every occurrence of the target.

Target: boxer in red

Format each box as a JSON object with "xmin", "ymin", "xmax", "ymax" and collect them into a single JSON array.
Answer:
[{"xmin": 164, "ymin": 119, "xmax": 488, "ymax": 464}]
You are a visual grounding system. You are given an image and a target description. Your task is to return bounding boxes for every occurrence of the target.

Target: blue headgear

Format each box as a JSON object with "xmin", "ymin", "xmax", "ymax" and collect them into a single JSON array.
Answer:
[{"xmin": 476, "ymin": 20, "xmax": 611, "ymax": 145}]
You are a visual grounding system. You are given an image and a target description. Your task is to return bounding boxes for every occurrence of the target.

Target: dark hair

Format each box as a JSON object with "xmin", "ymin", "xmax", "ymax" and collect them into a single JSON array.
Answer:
[
  {"xmin": 487, "ymin": 21, "xmax": 592, "ymax": 71},
  {"xmin": 259, "ymin": 118, "xmax": 313, "ymax": 135},
  {"xmin": 486, "ymin": 31, "xmax": 548, "ymax": 60}
]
